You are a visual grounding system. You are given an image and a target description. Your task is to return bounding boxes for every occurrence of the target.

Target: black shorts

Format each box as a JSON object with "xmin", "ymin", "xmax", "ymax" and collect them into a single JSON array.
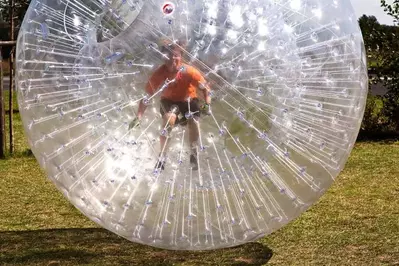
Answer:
[{"xmin": 160, "ymin": 98, "xmax": 200, "ymax": 123}]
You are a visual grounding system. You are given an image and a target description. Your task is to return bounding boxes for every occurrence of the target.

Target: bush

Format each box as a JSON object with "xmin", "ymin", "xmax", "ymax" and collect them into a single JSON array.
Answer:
[
  {"xmin": 359, "ymin": 94, "xmax": 399, "ymax": 139},
  {"xmin": 361, "ymin": 94, "xmax": 383, "ymax": 132}
]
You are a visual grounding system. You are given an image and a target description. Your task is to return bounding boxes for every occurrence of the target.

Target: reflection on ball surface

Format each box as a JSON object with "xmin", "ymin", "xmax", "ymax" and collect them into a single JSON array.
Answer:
[{"xmin": 16, "ymin": 0, "xmax": 368, "ymax": 250}]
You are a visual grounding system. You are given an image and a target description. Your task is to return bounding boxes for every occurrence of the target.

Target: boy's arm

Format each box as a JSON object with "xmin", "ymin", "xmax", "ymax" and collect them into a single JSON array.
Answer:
[
  {"xmin": 192, "ymin": 68, "xmax": 211, "ymax": 105},
  {"xmin": 137, "ymin": 70, "xmax": 161, "ymax": 119},
  {"xmin": 136, "ymin": 100, "xmax": 147, "ymax": 120},
  {"xmin": 199, "ymin": 82, "xmax": 211, "ymax": 105}
]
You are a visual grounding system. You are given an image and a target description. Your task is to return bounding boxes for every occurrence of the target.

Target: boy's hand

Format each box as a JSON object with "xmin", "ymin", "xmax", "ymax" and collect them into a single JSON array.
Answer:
[
  {"xmin": 128, "ymin": 117, "xmax": 140, "ymax": 130},
  {"xmin": 201, "ymin": 103, "xmax": 211, "ymax": 116}
]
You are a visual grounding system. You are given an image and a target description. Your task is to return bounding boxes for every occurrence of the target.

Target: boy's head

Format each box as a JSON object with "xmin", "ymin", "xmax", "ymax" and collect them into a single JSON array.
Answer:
[{"xmin": 160, "ymin": 39, "xmax": 186, "ymax": 72}]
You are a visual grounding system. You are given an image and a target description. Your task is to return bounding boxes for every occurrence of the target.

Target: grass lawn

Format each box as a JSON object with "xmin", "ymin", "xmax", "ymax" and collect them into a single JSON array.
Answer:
[{"xmin": 0, "ymin": 93, "xmax": 398, "ymax": 265}]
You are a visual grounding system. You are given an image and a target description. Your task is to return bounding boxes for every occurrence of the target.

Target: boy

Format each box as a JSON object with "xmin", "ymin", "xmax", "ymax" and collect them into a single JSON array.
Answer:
[{"xmin": 132, "ymin": 40, "xmax": 211, "ymax": 171}]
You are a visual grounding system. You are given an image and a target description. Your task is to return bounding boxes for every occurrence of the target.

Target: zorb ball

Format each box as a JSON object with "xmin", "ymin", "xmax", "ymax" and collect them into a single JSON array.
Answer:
[{"xmin": 16, "ymin": 0, "xmax": 368, "ymax": 250}]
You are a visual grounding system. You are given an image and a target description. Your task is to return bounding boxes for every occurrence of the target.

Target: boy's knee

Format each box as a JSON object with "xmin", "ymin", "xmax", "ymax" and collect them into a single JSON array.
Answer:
[{"xmin": 164, "ymin": 112, "xmax": 177, "ymax": 126}]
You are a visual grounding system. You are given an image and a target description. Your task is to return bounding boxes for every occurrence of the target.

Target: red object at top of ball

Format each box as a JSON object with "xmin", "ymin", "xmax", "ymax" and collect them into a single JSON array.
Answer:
[{"xmin": 162, "ymin": 3, "xmax": 174, "ymax": 15}]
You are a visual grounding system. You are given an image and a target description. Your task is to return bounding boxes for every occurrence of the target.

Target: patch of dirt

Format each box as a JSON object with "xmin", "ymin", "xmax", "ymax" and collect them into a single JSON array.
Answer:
[
  {"xmin": 47, "ymin": 261, "xmax": 61, "ymax": 266},
  {"xmin": 234, "ymin": 257, "xmax": 254, "ymax": 264},
  {"xmin": 150, "ymin": 251, "xmax": 169, "ymax": 259}
]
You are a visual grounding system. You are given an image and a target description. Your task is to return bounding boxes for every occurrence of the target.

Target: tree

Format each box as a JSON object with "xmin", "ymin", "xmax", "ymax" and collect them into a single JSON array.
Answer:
[
  {"xmin": 0, "ymin": 0, "xmax": 30, "ymax": 58},
  {"xmin": 0, "ymin": 0, "xmax": 31, "ymax": 28},
  {"xmin": 378, "ymin": 1, "xmax": 399, "ymax": 132},
  {"xmin": 358, "ymin": 12, "xmax": 399, "ymax": 133},
  {"xmin": 381, "ymin": 0, "xmax": 399, "ymax": 24}
]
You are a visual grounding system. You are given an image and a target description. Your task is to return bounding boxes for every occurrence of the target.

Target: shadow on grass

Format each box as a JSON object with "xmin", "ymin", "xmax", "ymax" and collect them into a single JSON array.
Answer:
[
  {"xmin": 0, "ymin": 228, "xmax": 273, "ymax": 266},
  {"xmin": 0, "ymin": 149, "xmax": 34, "ymax": 160},
  {"xmin": 18, "ymin": 148, "xmax": 33, "ymax": 157},
  {"xmin": 5, "ymin": 110, "xmax": 20, "ymax": 115}
]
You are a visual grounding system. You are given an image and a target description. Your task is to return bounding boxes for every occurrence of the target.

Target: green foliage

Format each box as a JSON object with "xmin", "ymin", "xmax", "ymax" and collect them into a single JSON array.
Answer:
[
  {"xmin": 361, "ymin": 94, "xmax": 384, "ymax": 134},
  {"xmin": 381, "ymin": 0, "xmax": 399, "ymax": 23},
  {"xmin": 0, "ymin": 0, "xmax": 31, "ymax": 27},
  {"xmin": 359, "ymin": 11, "xmax": 399, "ymax": 136},
  {"xmin": 0, "ymin": 0, "xmax": 30, "ymax": 59}
]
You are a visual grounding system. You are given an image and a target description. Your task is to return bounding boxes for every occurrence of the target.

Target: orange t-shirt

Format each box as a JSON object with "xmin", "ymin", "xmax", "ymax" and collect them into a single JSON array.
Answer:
[{"xmin": 145, "ymin": 64, "xmax": 206, "ymax": 102}]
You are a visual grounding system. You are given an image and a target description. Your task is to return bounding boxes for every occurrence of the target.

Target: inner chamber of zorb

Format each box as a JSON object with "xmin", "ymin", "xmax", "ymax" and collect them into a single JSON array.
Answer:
[{"xmin": 16, "ymin": 0, "xmax": 368, "ymax": 249}]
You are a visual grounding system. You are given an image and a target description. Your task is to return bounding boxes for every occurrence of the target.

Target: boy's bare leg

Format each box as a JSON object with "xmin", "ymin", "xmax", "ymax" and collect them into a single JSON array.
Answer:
[
  {"xmin": 155, "ymin": 112, "xmax": 177, "ymax": 171},
  {"xmin": 188, "ymin": 118, "xmax": 199, "ymax": 154},
  {"xmin": 188, "ymin": 117, "xmax": 200, "ymax": 170},
  {"xmin": 160, "ymin": 112, "xmax": 177, "ymax": 156}
]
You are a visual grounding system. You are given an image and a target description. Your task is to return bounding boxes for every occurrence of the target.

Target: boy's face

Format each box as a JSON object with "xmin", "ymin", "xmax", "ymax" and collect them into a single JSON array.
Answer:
[{"xmin": 164, "ymin": 46, "xmax": 182, "ymax": 72}]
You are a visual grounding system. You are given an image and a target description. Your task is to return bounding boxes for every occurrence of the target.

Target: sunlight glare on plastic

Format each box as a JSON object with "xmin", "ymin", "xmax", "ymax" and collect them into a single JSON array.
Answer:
[{"xmin": 16, "ymin": 0, "xmax": 368, "ymax": 250}]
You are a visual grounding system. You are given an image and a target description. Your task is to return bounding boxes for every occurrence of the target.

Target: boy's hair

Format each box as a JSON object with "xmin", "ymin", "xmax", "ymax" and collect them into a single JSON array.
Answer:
[{"xmin": 160, "ymin": 39, "xmax": 187, "ymax": 54}]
